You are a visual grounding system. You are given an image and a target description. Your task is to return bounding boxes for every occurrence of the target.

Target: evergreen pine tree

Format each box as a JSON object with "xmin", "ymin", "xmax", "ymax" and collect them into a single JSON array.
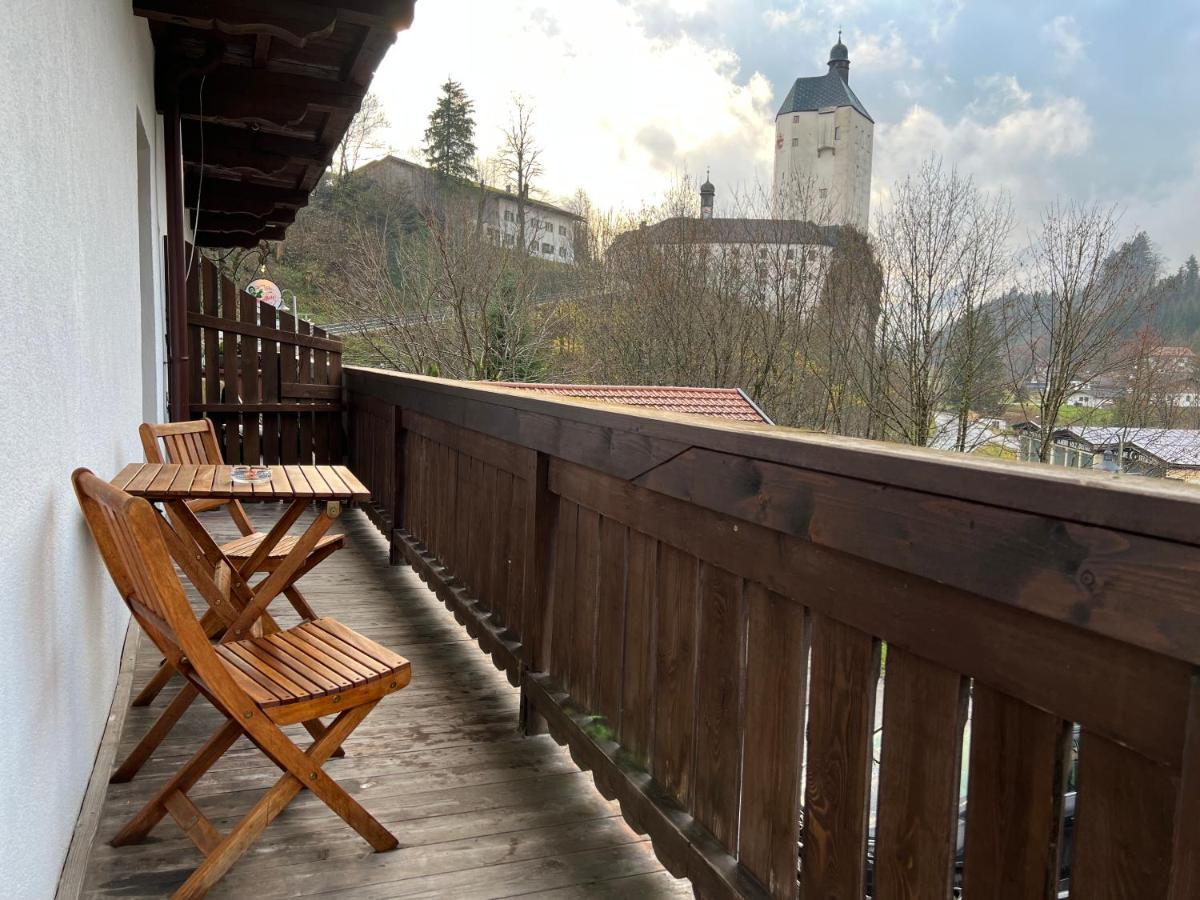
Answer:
[{"xmin": 422, "ymin": 78, "xmax": 477, "ymax": 180}]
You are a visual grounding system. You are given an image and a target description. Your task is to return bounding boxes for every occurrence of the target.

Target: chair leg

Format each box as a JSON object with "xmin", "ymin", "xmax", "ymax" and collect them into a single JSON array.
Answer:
[
  {"xmin": 171, "ymin": 705, "xmax": 387, "ymax": 900},
  {"xmin": 300, "ymin": 717, "xmax": 347, "ymax": 758},
  {"xmin": 111, "ymin": 718, "xmax": 242, "ymax": 847},
  {"xmin": 112, "ymin": 683, "xmax": 200, "ymax": 783},
  {"xmin": 283, "ymin": 585, "xmax": 318, "ymax": 621}
]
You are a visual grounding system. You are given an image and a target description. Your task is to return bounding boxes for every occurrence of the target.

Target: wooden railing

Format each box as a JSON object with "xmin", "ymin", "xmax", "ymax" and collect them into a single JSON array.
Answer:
[
  {"xmin": 345, "ymin": 365, "xmax": 1200, "ymax": 900},
  {"xmin": 184, "ymin": 254, "xmax": 343, "ymax": 464}
]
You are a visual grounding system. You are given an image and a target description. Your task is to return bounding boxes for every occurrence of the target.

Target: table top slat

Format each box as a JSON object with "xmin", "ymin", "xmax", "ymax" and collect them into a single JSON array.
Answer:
[
  {"xmin": 127, "ymin": 464, "xmax": 161, "ymax": 494},
  {"xmin": 317, "ymin": 466, "xmax": 355, "ymax": 501},
  {"xmin": 168, "ymin": 465, "xmax": 199, "ymax": 498},
  {"xmin": 194, "ymin": 465, "xmax": 217, "ymax": 494},
  {"xmin": 110, "ymin": 464, "xmax": 368, "ymax": 503},
  {"xmin": 332, "ymin": 466, "xmax": 371, "ymax": 501},
  {"xmin": 149, "ymin": 465, "xmax": 179, "ymax": 495},
  {"xmin": 304, "ymin": 466, "xmax": 335, "ymax": 498},
  {"xmin": 111, "ymin": 464, "xmax": 142, "ymax": 491},
  {"xmin": 284, "ymin": 466, "xmax": 316, "ymax": 498}
]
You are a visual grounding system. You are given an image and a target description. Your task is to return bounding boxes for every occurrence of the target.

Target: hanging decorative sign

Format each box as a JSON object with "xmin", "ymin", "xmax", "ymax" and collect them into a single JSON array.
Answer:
[{"xmin": 245, "ymin": 278, "xmax": 283, "ymax": 308}]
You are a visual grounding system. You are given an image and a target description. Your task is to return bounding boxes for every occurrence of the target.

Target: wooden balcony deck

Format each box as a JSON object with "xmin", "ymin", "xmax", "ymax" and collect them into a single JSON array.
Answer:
[{"xmin": 73, "ymin": 506, "xmax": 692, "ymax": 899}]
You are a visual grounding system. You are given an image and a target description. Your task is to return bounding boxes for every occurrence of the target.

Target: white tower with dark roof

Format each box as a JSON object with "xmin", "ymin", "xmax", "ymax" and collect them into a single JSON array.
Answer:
[{"xmin": 772, "ymin": 35, "xmax": 874, "ymax": 229}]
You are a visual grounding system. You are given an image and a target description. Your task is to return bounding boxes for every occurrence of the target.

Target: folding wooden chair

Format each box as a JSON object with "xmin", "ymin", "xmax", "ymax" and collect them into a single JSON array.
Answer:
[
  {"xmin": 133, "ymin": 419, "xmax": 343, "ymax": 708},
  {"xmin": 73, "ymin": 469, "xmax": 408, "ymax": 900}
]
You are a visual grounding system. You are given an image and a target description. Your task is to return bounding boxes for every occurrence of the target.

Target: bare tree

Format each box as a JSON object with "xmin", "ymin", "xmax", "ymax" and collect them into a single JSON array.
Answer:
[
  {"xmin": 332, "ymin": 93, "xmax": 390, "ymax": 187},
  {"xmin": 336, "ymin": 190, "xmax": 559, "ymax": 381},
  {"xmin": 869, "ymin": 157, "xmax": 1015, "ymax": 447},
  {"xmin": 498, "ymin": 96, "xmax": 544, "ymax": 253},
  {"xmin": 1009, "ymin": 201, "xmax": 1157, "ymax": 460}
]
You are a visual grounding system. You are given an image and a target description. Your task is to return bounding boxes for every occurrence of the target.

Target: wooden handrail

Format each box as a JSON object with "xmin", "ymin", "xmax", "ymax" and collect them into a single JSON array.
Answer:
[{"xmin": 345, "ymin": 365, "xmax": 1200, "ymax": 900}]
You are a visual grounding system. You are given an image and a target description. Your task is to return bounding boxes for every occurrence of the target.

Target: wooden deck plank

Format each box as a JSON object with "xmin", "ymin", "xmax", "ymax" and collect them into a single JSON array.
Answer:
[{"xmin": 74, "ymin": 506, "xmax": 682, "ymax": 899}]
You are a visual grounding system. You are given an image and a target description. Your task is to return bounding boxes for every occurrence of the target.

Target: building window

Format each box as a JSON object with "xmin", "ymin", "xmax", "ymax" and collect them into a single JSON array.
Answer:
[
  {"xmin": 785, "ymin": 249, "xmax": 795, "ymax": 260},
  {"xmin": 819, "ymin": 188, "xmax": 828, "ymax": 198},
  {"xmin": 504, "ymin": 210, "xmax": 515, "ymax": 222},
  {"xmin": 542, "ymin": 242, "xmax": 553, "ymax": 254},
  {"xmin": 791, "ymin": 137, "xmax": 799, "ymax": 147},
  {"xmin": 834, "ymin": 126, "xmax": 841, "ymax": 140},
  {"xmin": 559, "ymin": 225, "xmax": 567, "ymax": 235},
  {"xmin": 559, "ymin": 247, "xmax": 568, "ymax": 257},
  {"xmin": 793, "ymin": 115, "xmax": 799, "ymax": 123},
  {"xmin": 529, "ymin": 240, "xmax": 538, "ymax": 251}
]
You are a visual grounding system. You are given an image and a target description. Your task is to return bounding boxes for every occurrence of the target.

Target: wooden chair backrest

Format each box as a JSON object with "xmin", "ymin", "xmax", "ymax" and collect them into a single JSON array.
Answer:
[
  {"xmin": 72, "ymin": 469, "xmax": 248, "ymax": 708},
  {"xmin": 139, "ymin": 419, "xmax": 253, "ymax": 532}
]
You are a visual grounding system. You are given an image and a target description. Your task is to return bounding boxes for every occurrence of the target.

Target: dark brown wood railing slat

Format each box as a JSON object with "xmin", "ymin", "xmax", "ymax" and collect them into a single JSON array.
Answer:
[
  {"xmin": 652, "ymin": 542, "xmax": 700, "ymax": 802},
  {"xmin": 594, "ymin": 516, "xmax": 628, "ymax": 729},
  {"xmin": 803, "ymin": 613, "xmax": 879, "ymax": 898},
  {"xmin": 278, "ymin": 310, "xmax": 300, "ymax": 464},
  {"xmin": 740, "ymin": 581, "xmax": 806, "ymax": 899},
  {"xmin": 238, "ymin": 289, "xmax": 261, "ymax": 464},
  {"xmin": 550, "ymin": 498, "xmax": 579, "ymax": 680},
  {"xmin": 1072, "ymin": 730, "xmax": 1177, "ymax": 898},
  {"xmin": 962, "ymin": 684, "xmax": 1070, "ymax": 899},
  {"xmin": 873, "ymin": 647, "xmax": 968, "ymax": 899},
  {"xmin": 343, "ymin": 366, "xmax": 1200, "ymax": 900},
  {"xmin": 622, "ymin": 530, "xmax": 658, "ymax": 765},
  {"xmin": 260, "ymin": 304, "xmax": 280, "ymax": 464},
  {"xmin": 219, "ymin": 272, "xmax": 241, "ymax": 462},
  {"xmin": 201, "ymin": 259, "xmax": 220, "ymax": 409},
  {"xmin": 571, "ymin": 507, "xmax": 602, "ymax": 709},
  {"xmin": 692, "ymin": 564, "xmax": 745, "ymax": 853}
]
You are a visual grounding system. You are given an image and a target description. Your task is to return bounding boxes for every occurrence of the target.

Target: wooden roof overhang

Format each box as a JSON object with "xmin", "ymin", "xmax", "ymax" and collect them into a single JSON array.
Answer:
[{"xmin": 135, "ymin": 1, "xmax": 416, "ymax": 248}]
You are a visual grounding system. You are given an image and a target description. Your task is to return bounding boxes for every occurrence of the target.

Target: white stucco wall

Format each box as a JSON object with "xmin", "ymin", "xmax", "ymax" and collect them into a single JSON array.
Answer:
[
  {"xmin": 773, "ymin": 104, "xmax": 873, "ymax": 229},
  {"xmin": 0, "ymin": 2, "xmax": 166, "ymax": 895}
]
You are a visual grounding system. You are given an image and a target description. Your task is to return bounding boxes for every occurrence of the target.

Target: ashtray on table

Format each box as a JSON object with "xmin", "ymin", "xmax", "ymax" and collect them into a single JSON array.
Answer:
[{"xmin": 230, "ymin": 465, "xmax": 272, "ymax": 484}]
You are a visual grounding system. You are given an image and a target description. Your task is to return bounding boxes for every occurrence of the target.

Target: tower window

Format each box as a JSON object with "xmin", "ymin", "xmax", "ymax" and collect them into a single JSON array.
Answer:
[{"xmin": 791, "ymin": 137, "xmax": 799, "ymax": 146}]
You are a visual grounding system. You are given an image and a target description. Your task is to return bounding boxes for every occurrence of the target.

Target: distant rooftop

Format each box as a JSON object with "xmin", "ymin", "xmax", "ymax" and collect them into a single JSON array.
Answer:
[
  {"xmin": 495, "ymin": 383, "xmax": 773, "ymax": 424},
  {"xmin": 359, "ymin": 155, "xmax": 583, "ymax": 220},
  {"xmin": 610, "ymin": 216, "xmax": 839, "ymax": 249},
  {"xmin": 777, "ymin": 70, "xmax": 873, "ymax": 122}
]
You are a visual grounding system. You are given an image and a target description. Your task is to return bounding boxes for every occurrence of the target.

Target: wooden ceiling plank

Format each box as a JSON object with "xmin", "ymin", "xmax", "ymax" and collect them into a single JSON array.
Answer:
[{"xmin": 134, "ymin": 1, "xmax": 337, "ymax": 48}]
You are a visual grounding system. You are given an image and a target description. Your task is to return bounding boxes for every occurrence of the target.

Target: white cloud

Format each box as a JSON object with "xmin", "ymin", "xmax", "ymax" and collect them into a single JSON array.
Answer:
[
  {"xmin": 872, "ymin": 92, "xmax": 1094, "ymax": 228},
  {"xmin": 850, "ymin": 26, "xmax": 922, "ymax": 72},
  {"xmin": 1119, "ymin": 145, "xmax": 1200, "ymax": 268},
  {"xmin": 1041, "ymin": 15, "xmax": 1086, "ymax": 67},
  {"xmin": 763, "ymin": 0, "xmax": 867, "ymax": 35},
  {"xmin": 372, "ymin": 0, "xmax": 774, "ymax": 212}
]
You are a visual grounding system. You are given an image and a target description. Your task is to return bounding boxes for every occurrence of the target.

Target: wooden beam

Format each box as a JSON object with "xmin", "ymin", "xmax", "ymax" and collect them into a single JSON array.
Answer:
[
  {"xmin": 178, "ymin": 68, "xmax": 364, "ymax": 128},
  {"xmin": 181, "ymin": 122, "xmax": 328, "ymax": 178},
  {"xmin": 185, "ymin": 175, "xmax": 308, "ymax": 215},
  {"xmin": 195, "ymin": 225, "xmax": 288, "ymax": 244},
  {"xmin": 191, "ymin": 210, "xmax": 297, "ymax": 233},
  {"xmin": 134, "ymin": 1, "xmax": 337, "ymax": 47}
]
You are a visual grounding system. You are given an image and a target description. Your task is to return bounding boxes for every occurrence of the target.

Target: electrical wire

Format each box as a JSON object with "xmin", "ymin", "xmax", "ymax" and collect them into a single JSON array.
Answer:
[{"xmin": 185, "ymin": 74, "xmax": 206, "ymax": 280}]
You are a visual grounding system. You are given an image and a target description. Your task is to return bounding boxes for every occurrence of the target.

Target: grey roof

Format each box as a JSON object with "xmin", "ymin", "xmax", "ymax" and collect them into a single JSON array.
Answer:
[
  {"xmin": 1057, "ymin": 427, "xmax": 1200, "ymax": 468},
  {"xmin": 777, "ymin": 70, "xmax": 872, "ymax": 122},
  {"xmin": 610, "ymin": 217, "xmax": 839, "ymax": 249}
]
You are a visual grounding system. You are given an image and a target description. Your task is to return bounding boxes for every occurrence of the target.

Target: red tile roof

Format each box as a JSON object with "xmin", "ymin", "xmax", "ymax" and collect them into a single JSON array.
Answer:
[{"xmin": 494, "ymin": 383, "xmax": 773, "ymax": 424}]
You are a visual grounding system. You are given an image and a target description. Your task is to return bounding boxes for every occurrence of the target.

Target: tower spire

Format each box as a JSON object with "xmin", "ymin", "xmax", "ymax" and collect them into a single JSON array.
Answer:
[{"xmin": 828, "ymin": 32, "xmax": 850, "ymax": 83}]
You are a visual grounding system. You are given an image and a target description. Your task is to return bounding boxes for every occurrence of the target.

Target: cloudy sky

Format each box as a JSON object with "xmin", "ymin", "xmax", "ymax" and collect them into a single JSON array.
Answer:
[{"xmin": 370, "ymin": 0, "xmax": 1199, "ymax": 265}]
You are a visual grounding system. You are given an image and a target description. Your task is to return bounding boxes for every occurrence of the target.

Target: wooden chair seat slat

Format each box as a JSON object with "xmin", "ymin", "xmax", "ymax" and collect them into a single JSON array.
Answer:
[
  {"xmin": 220, "ymin": 531, "xmax": 343, "ymax": 562},
  {"xmin": 290, "ymin": 628, "xmax": 379, "ymax": 680},
  {"xmin": 215, "ymin": 620, "xmax": 410, "ymax": 709},
  {"xmin": 315, "ymin": 617, "xmax": 409, "ymax": 670}
]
